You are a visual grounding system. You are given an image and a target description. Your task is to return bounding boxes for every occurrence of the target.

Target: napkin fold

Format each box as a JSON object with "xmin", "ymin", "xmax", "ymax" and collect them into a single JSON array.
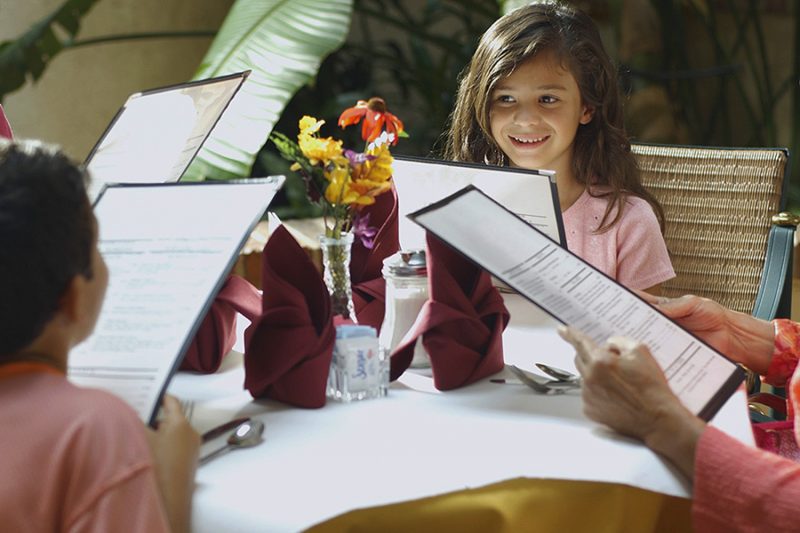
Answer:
[
  {"xmin": 390, "ymin": 233, "xmax": 509, "ymax": 390},
  {"xmin": 243, "ymin": 225, "xmax": 335, "ymax": 408},
  {"xmin": 0, "ymin": 104, "xmax": 12, "ymax": 139},
  {"xmin": 181, "ymin": 275, "xmax": 261, "ymax": 373},
  {"xmin": 350, "ymin": 188, "xmax": 399, "ymax": 329}
]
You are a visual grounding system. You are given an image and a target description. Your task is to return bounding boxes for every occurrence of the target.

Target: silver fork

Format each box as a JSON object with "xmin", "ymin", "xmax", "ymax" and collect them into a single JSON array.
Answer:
[{"xmin": 179, "ymin": 399, "xmax": 195, "ymax": 424}]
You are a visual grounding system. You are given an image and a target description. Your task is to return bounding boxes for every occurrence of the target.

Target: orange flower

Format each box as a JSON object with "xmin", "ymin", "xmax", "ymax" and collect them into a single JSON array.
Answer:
[{"xmin": 338, "ymin": 97, "xmax": 404, "ymax": 145}]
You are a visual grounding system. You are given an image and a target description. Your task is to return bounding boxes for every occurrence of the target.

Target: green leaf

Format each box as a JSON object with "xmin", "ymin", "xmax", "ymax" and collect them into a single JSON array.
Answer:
[
  {"xmin": 182, "ymin": 0, "xmax": 355, "ymax": 181},
  {"xmin": 0, "ymin": 0, "xmax": 101, "ymax": 101},
  {"xmin": 499, "ymin": 0, "xmax": 528, "ymax": 15}
]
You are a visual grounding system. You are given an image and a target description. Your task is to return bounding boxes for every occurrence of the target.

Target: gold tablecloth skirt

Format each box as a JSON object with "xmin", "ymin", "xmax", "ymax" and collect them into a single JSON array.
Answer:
[{"xmin": 306, "ymin": 478, "xmax": 691, "ymax": 533}]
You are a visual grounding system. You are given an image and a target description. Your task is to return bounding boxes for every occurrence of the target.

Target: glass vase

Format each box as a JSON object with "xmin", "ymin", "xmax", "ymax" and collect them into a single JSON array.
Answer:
[{"xmin": 319, "ymin": 232, "xmax": 357, "ymax": 322}]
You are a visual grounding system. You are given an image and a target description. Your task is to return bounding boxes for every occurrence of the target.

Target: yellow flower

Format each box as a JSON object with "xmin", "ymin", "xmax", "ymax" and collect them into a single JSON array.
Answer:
[
  {"xmin": 298, "ymin": 134, "xmax": 343, "ymax": 166},
  {"xmin": 298, "ymin": 116, "xmax": 324, "ymax": 135},
  {"xmin": 296, "ymin": 116, "xmax": 343, "ymax": 165},
  {"xmin": 351, "ymin": 144, "xmax": 393, "ymax": 184},
  {"xmin": 325, "ymin": 181, "xmax": 366, "ymax": 206}
]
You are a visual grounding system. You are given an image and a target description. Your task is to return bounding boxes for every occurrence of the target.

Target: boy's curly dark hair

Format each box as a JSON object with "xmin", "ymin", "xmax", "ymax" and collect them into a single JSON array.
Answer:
[{"xmin": 0, "ymin": 140, "xmax": 93, "ymax": 356}]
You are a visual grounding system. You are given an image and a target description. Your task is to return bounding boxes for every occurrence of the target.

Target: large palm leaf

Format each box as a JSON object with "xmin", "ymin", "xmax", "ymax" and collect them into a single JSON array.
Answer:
[{"xmin": 182, "ymin": 0, "xmax": 354, "ymax": 181}]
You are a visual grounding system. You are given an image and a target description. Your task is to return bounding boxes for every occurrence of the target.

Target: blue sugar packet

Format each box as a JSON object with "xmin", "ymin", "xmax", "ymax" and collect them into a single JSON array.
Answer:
[{"xmin": 336, "ymin": 325, "xmax": 377, "ymax": 339}]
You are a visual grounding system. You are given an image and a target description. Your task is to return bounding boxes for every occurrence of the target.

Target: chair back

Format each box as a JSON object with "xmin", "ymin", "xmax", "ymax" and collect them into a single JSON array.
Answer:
[{"xmin": 632, "ymin": 143, "xmax": 791, "ymax": 316}]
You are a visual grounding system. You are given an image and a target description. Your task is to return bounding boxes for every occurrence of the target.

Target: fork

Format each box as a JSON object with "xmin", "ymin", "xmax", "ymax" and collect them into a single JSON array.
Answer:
[{"xmin": 179, "ymin": 398, "xmax": 196, "ymax": 424}]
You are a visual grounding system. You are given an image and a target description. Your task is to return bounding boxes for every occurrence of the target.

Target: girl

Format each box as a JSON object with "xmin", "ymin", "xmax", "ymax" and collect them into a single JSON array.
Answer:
[{"xmin": 443, "ymin": 1, "xmax": 673, "ymax": 293}]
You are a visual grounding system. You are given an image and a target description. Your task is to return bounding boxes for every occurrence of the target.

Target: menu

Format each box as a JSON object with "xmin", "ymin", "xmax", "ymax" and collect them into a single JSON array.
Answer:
[
  {"xmin": 69, "ymin": 177, "xmax": 283, "ymax": 425},
  {"xmin": 84, "ymin": 71, "xmax": 249, "ymax": 202},
  {"xmin": 408, "ymin": 185, "xmax": 744, "ymax": 420},
  {"xmin": 392, "ymin": 155, "xmax": 565, "ymax": 250}
]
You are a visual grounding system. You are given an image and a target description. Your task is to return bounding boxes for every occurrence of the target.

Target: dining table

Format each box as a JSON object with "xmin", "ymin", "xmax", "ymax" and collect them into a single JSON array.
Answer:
[{"xmin": 168, "ymin": 293, "xmax": 755, "ymax": 532}]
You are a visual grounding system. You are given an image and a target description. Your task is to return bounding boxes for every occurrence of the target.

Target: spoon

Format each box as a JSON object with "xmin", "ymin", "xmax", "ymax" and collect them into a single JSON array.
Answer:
[
  {"xmin": 507, "ymin": 365, "xmax": 563, "ymax": 395},
  {"xmin": 199, "ymin": 419, "xmax": 265, "ymax": 465},
  {"xmin": 535, "ymin": 362, "xmax": 580, "ymax": 382}
]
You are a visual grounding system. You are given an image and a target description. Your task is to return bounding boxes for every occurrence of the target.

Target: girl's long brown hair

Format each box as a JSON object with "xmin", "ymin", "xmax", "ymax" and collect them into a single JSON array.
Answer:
[{"xmin": 441, "ymin": 0, "xmax": 664, "ymax": 232}]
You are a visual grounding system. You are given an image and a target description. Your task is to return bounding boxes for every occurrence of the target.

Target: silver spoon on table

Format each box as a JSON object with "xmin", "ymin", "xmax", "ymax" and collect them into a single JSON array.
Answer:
[
  {"xmin": 199, "ymin": 419, "xmax": 265, "ymax": 465},
  {"xmin": 535, "ymin": 363, "xmax": 580, "ymax": 383},
  {"xmin": 506, "ymin": 365, "xmax": 563, "ymax": 394}
]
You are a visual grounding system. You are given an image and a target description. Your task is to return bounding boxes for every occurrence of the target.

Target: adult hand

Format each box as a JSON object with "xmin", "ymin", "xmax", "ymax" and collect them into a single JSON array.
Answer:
[
  {"xmin": 637, "ymin": 292, "xmax": 774, "ymax": 373},
  {"xmin": 147, "ymin": 395, "xmax": 200, "ymax": 533},
  {"xmin": 558, "ymin": 326, "xmax": 704, "ymax": 479}
]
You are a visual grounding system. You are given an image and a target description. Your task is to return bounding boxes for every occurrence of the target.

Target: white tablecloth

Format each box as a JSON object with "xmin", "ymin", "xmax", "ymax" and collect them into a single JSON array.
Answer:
[{"xmin": 168, "ymin": 294, "xmax": 754, "ymax": 533}]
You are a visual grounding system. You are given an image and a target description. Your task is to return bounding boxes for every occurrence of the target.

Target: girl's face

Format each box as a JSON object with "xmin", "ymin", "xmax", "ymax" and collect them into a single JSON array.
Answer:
[{"xmin": 489, "ymin": 50, "xmax": 593, "ymax": 180}]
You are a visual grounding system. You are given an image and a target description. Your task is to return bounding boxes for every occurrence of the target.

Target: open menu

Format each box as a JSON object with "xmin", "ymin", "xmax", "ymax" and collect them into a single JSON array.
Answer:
[
  {"xmin": 68, "ymin": 177, "xmax": 284, "ymax": 425},
  {"xmin": 408, "ymin": 185, "xmax": 744, "ymax": 420},
  {"xmin": 84, "ymin": 71, "xmax": 249, "ymax": 202},
  {"xmin": 392, "ymin": 156, "xmax": 565, "ymax": 251}
]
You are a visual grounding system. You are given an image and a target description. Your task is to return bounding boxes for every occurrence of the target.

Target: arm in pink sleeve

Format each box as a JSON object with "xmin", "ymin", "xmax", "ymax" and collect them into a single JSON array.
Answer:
[
  {"xmin": 0, "ymin": 105, "xmax": 13, "ymax": 139},
  {"xmin": 693, "ymin": 425, "xmax": 800, "ymax": 532}
]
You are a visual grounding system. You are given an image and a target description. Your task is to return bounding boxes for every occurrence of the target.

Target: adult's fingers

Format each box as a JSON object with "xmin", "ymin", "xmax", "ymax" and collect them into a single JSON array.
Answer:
[
  {"xmin": 558, "ymin": 326, "xmax": 596, "ymax": 365},
  {"xmin": 651, "ymin": 294, "xmax": 702, "ymax": 319},
  {"xmin": 635, "ymin": 289, "xmax": 659, "ymax": 304},
  {"xmin": 606, "ymin": 336, "xmax": 640, "ymax": 355},
  {"xmin": 160, "ymin": 395, "xmax": 183, "ymax": 418}
]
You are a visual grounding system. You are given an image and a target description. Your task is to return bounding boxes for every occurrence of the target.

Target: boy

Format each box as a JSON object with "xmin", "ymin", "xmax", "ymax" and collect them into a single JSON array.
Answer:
[{"xmin": 0, "ymin": 139, "xmax": 199, "ymax": 532}]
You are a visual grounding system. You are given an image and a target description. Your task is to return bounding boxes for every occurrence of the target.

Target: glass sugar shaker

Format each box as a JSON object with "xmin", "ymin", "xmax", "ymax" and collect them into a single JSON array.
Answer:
[{"xmin": 378, "ymin": 250, "xmax": 430, "ymax": 368}]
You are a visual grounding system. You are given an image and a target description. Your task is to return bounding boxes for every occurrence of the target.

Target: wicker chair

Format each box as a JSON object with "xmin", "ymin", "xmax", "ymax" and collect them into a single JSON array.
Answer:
[
  {"xmin": 632, "ymin": 143, "xmax": 796, "ymax": 319},
  {"xmin": 633, "ymin": 143, "xmax": 798, "ymax": 415}
]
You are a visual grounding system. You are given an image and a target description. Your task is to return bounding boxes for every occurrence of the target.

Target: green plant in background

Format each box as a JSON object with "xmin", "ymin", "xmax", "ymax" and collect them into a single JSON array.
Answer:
[
  {"xmin": 619, "ymin": 0, "xmax": 800, "ymax": 209},
  {"xmin": 2, "ymin": 0, "xmax": 798, "ymax": 211},
  {"xmin": 254, "ymin": 0, "xmax": 500, "ymax": 217},
  {"xmin": 182, "ymin": 0, "xmax": 354, "ymax": 181},
  {"xmin": 0, "ymin": 0, "xmax": 101, "ymax": 100}
]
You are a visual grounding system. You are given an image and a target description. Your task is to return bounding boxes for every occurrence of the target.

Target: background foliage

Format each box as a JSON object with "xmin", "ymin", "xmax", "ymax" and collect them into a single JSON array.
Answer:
[{"xmin": 1, "ymin": 0, "xmax": 798, "ymax": 213}]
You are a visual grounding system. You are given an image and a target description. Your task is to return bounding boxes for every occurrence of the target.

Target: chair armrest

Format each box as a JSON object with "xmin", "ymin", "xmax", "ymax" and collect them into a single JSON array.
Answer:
[
  {"xmin": 749, "ymin": 392, "xmax": 788, "ymax": 415},
  {"xmin": 752, "ymin": 213, "xmax": 798, "ymax": 320}
]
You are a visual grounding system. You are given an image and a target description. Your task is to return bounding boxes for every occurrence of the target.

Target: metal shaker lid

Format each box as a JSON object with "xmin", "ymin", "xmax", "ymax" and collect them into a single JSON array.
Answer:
[{"xmin": 382, "ymin": 249, "xmax": 427, "ymax": 277}]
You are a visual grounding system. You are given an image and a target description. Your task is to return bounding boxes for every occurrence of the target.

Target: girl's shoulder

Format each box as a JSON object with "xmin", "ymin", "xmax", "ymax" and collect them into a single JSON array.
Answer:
[{"xmin": 586, "ymin": 185, "xmax": 656, "ymax": 215}]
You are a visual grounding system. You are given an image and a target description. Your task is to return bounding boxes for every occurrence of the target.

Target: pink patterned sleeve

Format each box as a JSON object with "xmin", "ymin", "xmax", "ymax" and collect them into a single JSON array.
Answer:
[
  {"xmin": 693, "ymin": 426, "xmax": 800, "ymax": 532},
  {"xmin": 764, "ymin": 319, "xmax": 800, "ymax": 387}
]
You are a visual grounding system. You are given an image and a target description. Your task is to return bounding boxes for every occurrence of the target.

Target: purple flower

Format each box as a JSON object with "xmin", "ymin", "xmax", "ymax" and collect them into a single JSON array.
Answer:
[
  {"xmin": 343, "ymin": 149, "xmax": 376, "ymax": 168},
  {"xmin": 351, "ymin": 211, "xmax": 378, "ymax": 249}
]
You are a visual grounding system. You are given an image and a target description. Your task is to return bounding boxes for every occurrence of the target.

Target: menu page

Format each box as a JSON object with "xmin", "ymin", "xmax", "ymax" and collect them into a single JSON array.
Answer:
[
  {"xmin": 69, "ymin": 177, "xmax": 283, "ymax": 424},
  {"xmin": 392, "ymin": 156, "xmax": 564, "ymax": 250},
  {"xmin": 85, "ymin": 72, "xmax": 248, "ymax": 201},
  {"xmin": 409, "ymin": 186, "xmax": 744, "ymax": 420}
]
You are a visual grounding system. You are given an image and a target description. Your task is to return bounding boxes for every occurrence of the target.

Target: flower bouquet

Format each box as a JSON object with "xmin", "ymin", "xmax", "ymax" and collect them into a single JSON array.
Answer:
[{"xmin": 270, "ymin": 97, "xmax": 405, "ymax": 320}]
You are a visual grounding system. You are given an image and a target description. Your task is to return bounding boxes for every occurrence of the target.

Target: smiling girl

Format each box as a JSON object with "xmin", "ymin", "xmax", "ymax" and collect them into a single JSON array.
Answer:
[{"xmin": 443, "ymin": 1, "xmax": 674, "ymax": 293}]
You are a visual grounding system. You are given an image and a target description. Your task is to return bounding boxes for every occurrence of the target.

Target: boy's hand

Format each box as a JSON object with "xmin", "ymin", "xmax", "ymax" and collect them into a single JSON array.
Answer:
[{"xmin": 146, "ymin": 395, "xmax": 200, "ymax": 533}]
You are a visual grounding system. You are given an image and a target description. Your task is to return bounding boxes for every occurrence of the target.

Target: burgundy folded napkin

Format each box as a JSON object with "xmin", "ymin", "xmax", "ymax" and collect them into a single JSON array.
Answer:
[
  {"xmin": 243, "ymin": 225, "xmax": 335, "ymax": 408},
  {"xmin": 350, "ymin": 187, "xmax": 400, "ymax": 329},
  {"xmin": 390, "ymin": 233, "xmax": 509, "ymax": 390},
  {"xmin": 0, "ymin": 104, "xmax": 12, "ymax": 139},
  {"xmin": 181, "ymin": 275, "xmax": 261, "ymax": 373}
]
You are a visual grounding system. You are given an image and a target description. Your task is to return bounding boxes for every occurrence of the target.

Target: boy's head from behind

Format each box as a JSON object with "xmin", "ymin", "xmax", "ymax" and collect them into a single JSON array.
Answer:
[{"xmin": 0, "ymin": 140, "xmax": 95, "ymax": 357}]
